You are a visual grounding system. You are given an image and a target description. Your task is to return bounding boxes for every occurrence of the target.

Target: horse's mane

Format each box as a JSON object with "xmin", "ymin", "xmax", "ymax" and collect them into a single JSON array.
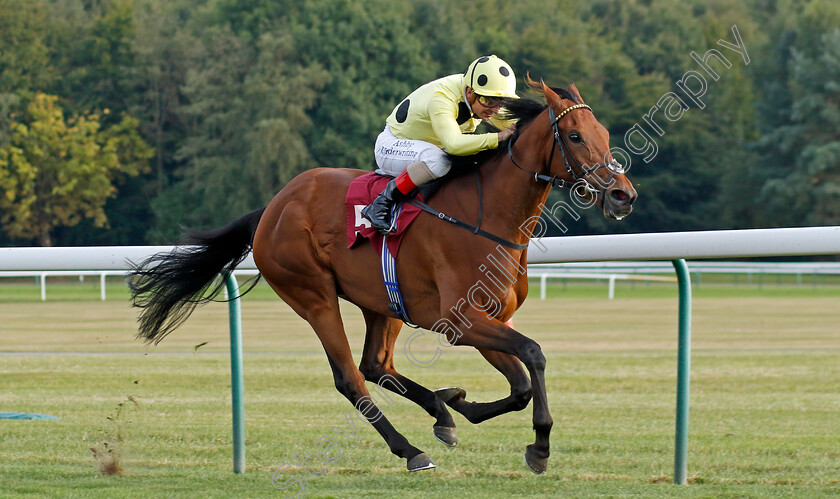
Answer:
[{"xmin": 448, "ymin": 87, "xmax": 578, "ymax": 172}]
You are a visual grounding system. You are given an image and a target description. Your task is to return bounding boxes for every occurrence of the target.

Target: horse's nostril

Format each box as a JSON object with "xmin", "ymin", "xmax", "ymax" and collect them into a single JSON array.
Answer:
[{"xmin": 610, "ymin": 189, "xmax": 630, "ymax": 204}]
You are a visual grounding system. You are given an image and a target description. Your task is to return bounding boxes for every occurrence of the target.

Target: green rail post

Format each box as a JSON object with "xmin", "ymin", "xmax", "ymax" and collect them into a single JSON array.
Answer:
[
  {"xmin": 671, "ymin": 259, "xmax": 692, "ymax": 485},
  {"xmin": 224, "ymin": 272, "xmax": 246, "ymax": 474}
]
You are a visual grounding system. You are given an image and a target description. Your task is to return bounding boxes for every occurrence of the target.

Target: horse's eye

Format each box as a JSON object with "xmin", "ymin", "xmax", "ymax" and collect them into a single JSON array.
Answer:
[{"xmin": 569, "ymin": 132, "xmax": 582, "ymax": 143}]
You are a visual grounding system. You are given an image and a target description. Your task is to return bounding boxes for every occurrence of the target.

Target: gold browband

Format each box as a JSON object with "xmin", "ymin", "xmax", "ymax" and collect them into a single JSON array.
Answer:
[{"xmin": 555, "ymin": 103, "xmax": 592, "ymax": 121}]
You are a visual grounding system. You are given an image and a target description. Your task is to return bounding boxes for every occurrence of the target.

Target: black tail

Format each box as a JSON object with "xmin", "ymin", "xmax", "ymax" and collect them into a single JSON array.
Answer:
[{"xmin": 128, "ymin": 207, "xmax": 266, "ymax": 344}]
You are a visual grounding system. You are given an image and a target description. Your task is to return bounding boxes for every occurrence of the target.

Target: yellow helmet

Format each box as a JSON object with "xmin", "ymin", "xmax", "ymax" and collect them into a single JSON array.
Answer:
[{"xmin": 464, "ymin": 55, "xmax": 518, "ymax": 98}]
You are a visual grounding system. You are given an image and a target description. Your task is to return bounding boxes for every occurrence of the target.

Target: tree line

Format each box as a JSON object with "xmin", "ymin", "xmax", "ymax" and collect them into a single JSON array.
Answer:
[{"xmin": 0, "ymin": 0, "xmax": 838, "ymax": 246}]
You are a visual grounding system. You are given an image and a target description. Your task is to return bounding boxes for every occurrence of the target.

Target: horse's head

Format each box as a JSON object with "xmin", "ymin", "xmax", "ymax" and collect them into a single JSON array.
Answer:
[{"xmin": 530, "ymin": 77, "xmax": 637, "ymax": 220}]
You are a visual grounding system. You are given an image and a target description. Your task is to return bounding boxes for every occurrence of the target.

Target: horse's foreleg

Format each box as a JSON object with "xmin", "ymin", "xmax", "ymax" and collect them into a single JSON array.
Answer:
[
  {"xmin": 448, "ymin": 317, "xmax": 553, "ymax": 475},
  {"xmin": 434, "ymin": 349, "xmax": 532, "ymax": 424},
  {"xmin": 358, "ymin": 309, "xmax": 458, "ymax": 446}
]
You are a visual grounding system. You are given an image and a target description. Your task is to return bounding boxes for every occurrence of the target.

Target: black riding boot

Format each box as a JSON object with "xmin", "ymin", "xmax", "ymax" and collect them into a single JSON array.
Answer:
[{"xmin": 361, "ymin": 178, "xmax": 406, "ymax": 233}]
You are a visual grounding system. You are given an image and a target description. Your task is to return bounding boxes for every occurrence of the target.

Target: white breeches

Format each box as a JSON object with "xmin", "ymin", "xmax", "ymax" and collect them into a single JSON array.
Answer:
[{"xmin": 373, "ymin": 126, "xmax": 451, "ymax": 178}]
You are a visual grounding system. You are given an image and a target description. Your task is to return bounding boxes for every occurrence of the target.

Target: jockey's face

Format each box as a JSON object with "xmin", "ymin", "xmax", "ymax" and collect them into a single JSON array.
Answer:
[{"xmin": 466, "ymin": 87, "xmax": 500, "ymax": 121}]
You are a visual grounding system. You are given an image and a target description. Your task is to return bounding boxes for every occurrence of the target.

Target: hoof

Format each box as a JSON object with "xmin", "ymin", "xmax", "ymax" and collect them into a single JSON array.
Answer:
[
  {"xmin": 524, "ymin": 445, "xmax": 548, "ymax": 475},
  {"xmin": 407, "ymin": 452, "xmax": 436, "ymax": 472},
  {"xmin": 434, "ymin": 387, "xmax": 466, "ymax": 406},
  {"xmin": 433, "ymin": 425, "xmax": 458, "ymax": 447}
]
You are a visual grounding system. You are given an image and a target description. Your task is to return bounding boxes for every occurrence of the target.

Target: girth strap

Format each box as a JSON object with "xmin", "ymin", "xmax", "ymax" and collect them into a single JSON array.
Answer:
[{"xmin": 381, "ymin": 204, "xmax": 418, "ymax": 327}]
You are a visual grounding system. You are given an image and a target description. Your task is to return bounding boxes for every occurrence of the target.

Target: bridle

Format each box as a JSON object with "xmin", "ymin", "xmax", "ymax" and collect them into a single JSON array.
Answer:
[
  {"xmin": 409, "ymin": 101, "xmax": 627, "ymax": 253},
  {"xmin": 507, "ymin": 103, "xmax": 625, "ymax": 194}
]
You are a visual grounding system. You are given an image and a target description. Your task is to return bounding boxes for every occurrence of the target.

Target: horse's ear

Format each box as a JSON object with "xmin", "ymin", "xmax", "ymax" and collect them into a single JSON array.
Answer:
[
  {"xmin": 568, "ymin": 82, "xmax": 585, "ymax": 104},
  {"xmin": 525, "ymin": 72, "xmax": 543, "ymax": 91}
]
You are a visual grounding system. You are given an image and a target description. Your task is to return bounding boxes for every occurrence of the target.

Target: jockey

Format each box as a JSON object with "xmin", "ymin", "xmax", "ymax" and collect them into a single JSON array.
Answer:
[{"xmin": 362, "ymin": 55, "xmax": 519, "ymax": 233}]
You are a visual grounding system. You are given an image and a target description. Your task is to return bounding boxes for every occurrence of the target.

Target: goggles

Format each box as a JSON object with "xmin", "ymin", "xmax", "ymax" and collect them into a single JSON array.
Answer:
[{"xmin": 476, "ymin": 94, "xmax": 504, "ymax": 108}]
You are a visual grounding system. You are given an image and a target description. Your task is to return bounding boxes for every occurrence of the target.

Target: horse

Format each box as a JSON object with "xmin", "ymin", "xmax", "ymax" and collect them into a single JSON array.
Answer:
[{"xmin": 128, "ymin": 77, "xmax": 637, "ymax": 475}]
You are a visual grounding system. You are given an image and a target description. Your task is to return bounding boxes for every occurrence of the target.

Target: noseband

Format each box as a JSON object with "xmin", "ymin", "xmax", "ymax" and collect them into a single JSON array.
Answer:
[{"xmin": 507, "ymin": 103, "xmax": 625, "ymax": 193}]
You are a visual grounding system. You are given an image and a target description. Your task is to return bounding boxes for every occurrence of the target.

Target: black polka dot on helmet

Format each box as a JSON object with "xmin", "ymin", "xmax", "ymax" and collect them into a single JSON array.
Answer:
[{"xmin": 464, "ymin": 55, "xmax": 518, "ymax": 98}]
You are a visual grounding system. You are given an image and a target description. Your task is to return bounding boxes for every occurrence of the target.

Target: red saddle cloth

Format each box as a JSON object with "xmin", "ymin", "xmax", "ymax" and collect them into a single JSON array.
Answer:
[{"xmin": 346, "ymin": 172, "xmax": 424, "ymax": 257}]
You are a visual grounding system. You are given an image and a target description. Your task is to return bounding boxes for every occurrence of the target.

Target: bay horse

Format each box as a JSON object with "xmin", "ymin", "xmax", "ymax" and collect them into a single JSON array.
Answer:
[{"xmin": 128, "ymin": 78, "xmax": 637, "ymax": 475}]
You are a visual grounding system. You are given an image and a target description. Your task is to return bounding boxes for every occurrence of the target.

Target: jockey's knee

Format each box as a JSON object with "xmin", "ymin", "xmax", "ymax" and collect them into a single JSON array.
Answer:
[
  {"xmin": 418, "ymin": 150, "xmax": 451, "ymax": 178},
  {"xmin": 405, "ymin": 160, "xmax": 437, "ymax": 185}
]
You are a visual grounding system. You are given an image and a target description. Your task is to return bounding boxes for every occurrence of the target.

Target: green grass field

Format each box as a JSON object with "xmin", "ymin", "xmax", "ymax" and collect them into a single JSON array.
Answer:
[{"xmin": 1, "ymin": 279, "xmax": 839, "ymax": 497}]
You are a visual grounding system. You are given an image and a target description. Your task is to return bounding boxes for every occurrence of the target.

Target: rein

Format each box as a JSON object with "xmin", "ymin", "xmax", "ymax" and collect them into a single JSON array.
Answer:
[
  {"xmin": 408, "ymin": 165, "xmax": 527, "ymax": 251},
  {"xmin": 409, "ymin": 197, "xmax": 529, "ymax": 251}
]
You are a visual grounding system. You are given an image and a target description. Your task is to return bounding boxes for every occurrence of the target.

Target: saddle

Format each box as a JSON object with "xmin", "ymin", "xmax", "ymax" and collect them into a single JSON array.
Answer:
[{"xmin": 345, "ymin": 172, "xmax": 444, "ymax": 258}]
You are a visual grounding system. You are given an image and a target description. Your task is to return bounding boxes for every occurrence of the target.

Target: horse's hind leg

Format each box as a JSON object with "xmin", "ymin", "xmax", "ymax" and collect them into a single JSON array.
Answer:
[
  {"xmin": 435, "ymin": 349, "xmax": 532, "ymax": 425},
  {"xmin": 262, "ymin": 276, "xmax": 434, "ymax": 471},
  {"xmin": 358, "ymin": 309, "xmax": 459, "ymax": 446}
]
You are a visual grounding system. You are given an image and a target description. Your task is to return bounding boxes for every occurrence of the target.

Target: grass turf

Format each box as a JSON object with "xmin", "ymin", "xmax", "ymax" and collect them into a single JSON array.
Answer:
[{"xmin": 1, "ymin": 283, "xmax": 839, "ymax": 497}]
